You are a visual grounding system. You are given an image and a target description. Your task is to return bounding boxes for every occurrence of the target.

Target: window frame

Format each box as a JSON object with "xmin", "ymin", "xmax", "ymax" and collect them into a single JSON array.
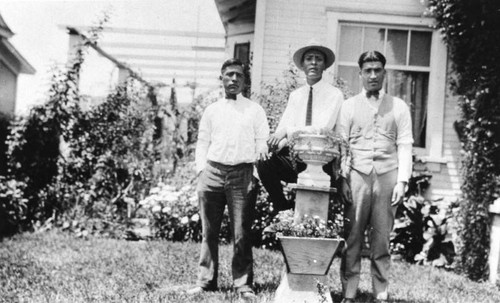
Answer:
[
  {"xmin": 233, "ymin": 42, "xmax": 251, "ymax": 65},
  {"xmin": 326, "ymin": 11, "xmax": 448, "ymax": 161}
]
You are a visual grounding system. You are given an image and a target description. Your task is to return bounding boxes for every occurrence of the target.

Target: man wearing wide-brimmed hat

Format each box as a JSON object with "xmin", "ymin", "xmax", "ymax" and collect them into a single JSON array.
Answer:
[{"xmin": 256, "ymin": 39, "xmax": 344, "ymax": 213}]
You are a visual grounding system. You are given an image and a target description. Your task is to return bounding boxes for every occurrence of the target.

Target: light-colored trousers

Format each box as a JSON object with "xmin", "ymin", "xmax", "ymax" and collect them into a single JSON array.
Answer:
[{"xmin": 341, "ymin": 168, "xmax": 398, "ymax": 299}]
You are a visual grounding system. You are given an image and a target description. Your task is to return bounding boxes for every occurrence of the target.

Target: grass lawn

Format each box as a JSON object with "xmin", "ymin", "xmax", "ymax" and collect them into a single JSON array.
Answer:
[{"xmin": 1, "ymin": 231, "xmax": 499, "ymax": 303}]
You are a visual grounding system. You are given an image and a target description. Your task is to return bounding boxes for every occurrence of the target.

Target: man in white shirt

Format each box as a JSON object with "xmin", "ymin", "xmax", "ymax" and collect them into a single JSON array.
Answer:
[
  {"xmin": 338, "ymin": 51, "xmax": 413, "ymax": 303},
  {"xmin": 257, "ymin": 40, "xmax": 344, "ymax": 212},
  {"xmin": 189, "ymin": 58, "xmax": 269, "ymax": 300}
]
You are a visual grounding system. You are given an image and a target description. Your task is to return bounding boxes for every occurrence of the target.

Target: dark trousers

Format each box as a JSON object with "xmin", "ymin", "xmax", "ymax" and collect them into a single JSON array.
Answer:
[
  {"xmin": 196, "ymin": 160, "xmax": 256, "ymax": 292},
  {"xmin": 256, "ymin": 146, "xmax": 335, "ymax": 211}
]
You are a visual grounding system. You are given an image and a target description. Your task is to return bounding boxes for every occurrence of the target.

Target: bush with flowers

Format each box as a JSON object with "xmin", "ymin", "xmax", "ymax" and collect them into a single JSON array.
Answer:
[{"xmin": 140, "ymin": 182, "xmax": 207, "ymax": 242}]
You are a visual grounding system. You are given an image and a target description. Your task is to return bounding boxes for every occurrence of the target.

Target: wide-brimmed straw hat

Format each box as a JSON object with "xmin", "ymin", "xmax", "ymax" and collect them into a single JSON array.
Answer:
[{"xmin": 293, "ymin": 39, "xmax": 335, "ymax": 70}]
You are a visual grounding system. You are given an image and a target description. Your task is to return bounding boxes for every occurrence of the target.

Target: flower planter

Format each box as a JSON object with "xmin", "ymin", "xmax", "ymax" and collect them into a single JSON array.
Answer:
[
  {"xmin": 294, "ymin": 134, "xmax": 340, "ymax": 165},
  {"xmin": 293, "ymin": 134, "xmax": 340, "ymax": 187},
  {"xmin": 279, "ymin": 236, "xmax": 343, "ymax": 275}
]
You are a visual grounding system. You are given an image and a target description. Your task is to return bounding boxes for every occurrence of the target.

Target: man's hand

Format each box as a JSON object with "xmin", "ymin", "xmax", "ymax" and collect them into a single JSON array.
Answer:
[
  {"xmin": 267, "ymin": 131, "xmax": 286, "ymax": 153},
  {"xmin": 257, "ymin": 150, "xmax": 270, "ymax": 162},
  {"xmin": 391, "ymin": 182, "xmax": 406, "ymax": 206},
  {"xmin": 340, "ymin": 177, "xmax": 352, "ymax": 205}
]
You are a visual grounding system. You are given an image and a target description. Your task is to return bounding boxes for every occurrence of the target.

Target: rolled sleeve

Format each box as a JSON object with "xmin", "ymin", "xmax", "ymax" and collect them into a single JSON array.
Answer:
[
  {"xmin": 255, "ymin": 106, "xmax": 270, "ymax": 155},
  {"xmin": 195, "ymin": 109, "xmax": 211, "ymax": 174},
  {"xmin": 395, "ymin": 99, "xmax": 413, "ymax": 182}
]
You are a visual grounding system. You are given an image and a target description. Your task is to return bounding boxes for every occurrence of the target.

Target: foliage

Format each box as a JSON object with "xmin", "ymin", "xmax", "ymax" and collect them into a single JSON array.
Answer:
[
  {"xmin": 390, "ymin": 171, "xmax": 458, "ymax": 267},
  {"xmin": 0, "ymin": 177, "xmax": 28, "ymax": 238},
  {"xmin": 269, "ymin": 210, "xmax": 341, "ymax": 238},
  {"xmin": 427, "ymin": 0, "xmax": 500, "ymax": 280},
  {"xmin": 413, "ymin": 198, "xmax": 459, "ymax": 267},
  {"xmin": 57, "ymin": 83, "xmax": 156, "ymax": 237},
  {"xmin": 3, "ymin": 12, "xmax": 160, "ymax": 237},
  {"xmin": 0, "ymin": 112, "xmax": 12, "ymax": 175},
  {"xmin": 141, "ymin": 180, "xmax": 205, "ymax": 242}
]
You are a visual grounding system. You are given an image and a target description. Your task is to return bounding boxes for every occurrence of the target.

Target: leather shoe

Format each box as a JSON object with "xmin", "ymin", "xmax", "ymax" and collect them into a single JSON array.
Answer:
[{"xmin": 240, "ymin": 290, "xmax": 256, "ymax": 301}]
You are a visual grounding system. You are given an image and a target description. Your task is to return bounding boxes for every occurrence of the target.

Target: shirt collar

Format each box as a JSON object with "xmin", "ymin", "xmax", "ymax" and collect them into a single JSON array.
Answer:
[
  {"xmin": 307, "ymin": 78, "xmax": 326, "ymax": 90},
  {"xmin": 361, "ymin": 88, "xmax": 385, "ymax": 100}
]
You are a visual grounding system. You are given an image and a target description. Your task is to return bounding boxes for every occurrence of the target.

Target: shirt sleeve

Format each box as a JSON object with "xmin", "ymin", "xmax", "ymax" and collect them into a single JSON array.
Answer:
[
  {"xmin": 275, "ymin": 91, "xmax": 296, "ymax": 137},
  {"xmin": 338, "ymin": 99, "xmax": 353, "ymax": 178},
  {"xmin": 254, "ymin": 105, "xmax": 270, "ymax": 155},
  {"xmin": 395, "ymin": 99, "xmax": 414, "ymax": 182},
  {"xmin": 195, "ymin": 106, "xmax": 212, "ymax": 174},
  {"xmin": 329, "ymin": 90, "xmax": 344, "ymax": 132}
]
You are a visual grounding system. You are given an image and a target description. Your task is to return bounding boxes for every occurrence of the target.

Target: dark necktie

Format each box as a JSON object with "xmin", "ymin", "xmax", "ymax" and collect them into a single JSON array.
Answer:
[
  {"xmin": 366, "ymin": 90, "xmax": 380, "ymax": 99},
  {"xmin": 225, "ymin": 94, "xmax": 236, "ymax": 100},
  {"xmin": 305, "ymin": 86, "xmax": 313, "ymax": 126}
]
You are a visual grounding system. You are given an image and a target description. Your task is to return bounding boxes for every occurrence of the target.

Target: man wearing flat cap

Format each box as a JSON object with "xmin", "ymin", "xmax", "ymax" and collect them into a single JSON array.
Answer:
[{"xmin": 257, "ymin": 39, "xmax": 344, "ymax": 212}]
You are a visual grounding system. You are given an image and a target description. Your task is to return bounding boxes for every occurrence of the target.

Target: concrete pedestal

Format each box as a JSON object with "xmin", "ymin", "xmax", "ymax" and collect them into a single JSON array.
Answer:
[
  {"xmin": 289, "ymin": 184, "xmax": 336, "ymax": 223},
  {"xmin": 273, "ymin": 272, "xmax": 332, "ymax": 303},
  {"xmin": 489, "ymin": 198, "xmax": 500, "ymax": 284}
]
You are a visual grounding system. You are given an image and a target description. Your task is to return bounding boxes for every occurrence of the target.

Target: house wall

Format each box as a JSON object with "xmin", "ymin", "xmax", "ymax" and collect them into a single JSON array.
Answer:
[
  {"xmin": 254, "ymin": 0, "xmax": 462, "ymax": 201},
  {"xmin": 225, "ymin": 22, "xmax": 254, "ymax": 61},
  {"xmin": 0, "ymin": 59, "xmax": 17, "ymax": 115}
]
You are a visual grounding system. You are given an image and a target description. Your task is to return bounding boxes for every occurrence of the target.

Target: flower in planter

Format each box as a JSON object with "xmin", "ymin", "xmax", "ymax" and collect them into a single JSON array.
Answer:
[{"xmin": 269, "ymin": 210, "xmax": 341, "ymax": 239}]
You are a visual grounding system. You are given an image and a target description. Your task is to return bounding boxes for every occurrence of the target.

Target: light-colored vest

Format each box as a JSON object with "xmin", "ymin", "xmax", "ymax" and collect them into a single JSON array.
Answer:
[{"xmin": 348, "ymin": 94, "xmax": 398, "ymax": 175}]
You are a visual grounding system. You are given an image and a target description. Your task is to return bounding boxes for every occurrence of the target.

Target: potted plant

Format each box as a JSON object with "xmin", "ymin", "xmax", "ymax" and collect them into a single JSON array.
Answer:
[{"xmin": 269, "ymin": 210, "xmax": 344, "ymax": 275}]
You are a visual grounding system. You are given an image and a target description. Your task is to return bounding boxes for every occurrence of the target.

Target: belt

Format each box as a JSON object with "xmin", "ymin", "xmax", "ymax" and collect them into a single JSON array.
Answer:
[{"xmin": 207, "ymin": 160, "xmax": 253, "ymax": 171}]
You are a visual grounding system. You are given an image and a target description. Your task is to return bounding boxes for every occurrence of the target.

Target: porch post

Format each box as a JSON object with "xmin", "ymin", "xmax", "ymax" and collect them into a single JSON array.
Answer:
[{"xmin": 489, "ymin": 198, "xmax": 500, "ymax": 284}]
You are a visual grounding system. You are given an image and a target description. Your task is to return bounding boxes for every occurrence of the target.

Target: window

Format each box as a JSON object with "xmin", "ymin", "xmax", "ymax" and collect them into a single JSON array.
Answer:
[
  {"xmin": 337, "ymin": 23, "xmax": 432, "ymax": 148},
  {"xmin": 234, "ymin": 42, "xmax": 250, "ymax": 65}
]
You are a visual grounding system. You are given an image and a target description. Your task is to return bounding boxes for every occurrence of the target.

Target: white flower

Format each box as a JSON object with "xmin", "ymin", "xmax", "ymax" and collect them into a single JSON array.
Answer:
[
  {"xmin": 161, "ymin": 192, "xmax": 181, "ymax": 203},
  {"xmin": 189, "ymin": 195, "xmax": 198, "ymax": 206},
  {"xmin": 181, "ymin": 185, "xmax": 191, "ymax": 192},
  {"xmin": 180, "ymin": 216, "xmax": 189, "ymax": 224},
  {"xmin": 191, "ymin": 214, "xmax": 200, "ymax": 222},
  {"xmin": 152, "ymin": 205, "xmax": 162, "ymax": 213},
  {"xmin": 162, "ymin": 206, "xmax": 171, "ymax": 214}
]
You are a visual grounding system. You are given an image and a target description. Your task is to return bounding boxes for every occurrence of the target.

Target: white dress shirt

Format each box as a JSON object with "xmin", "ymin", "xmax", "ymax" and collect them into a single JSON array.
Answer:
[
  {"xmin": 339, "ymin": 89, "xmax": 413, "ymax": 182},
  {"xmin": 195, "ymin": 94, "xmax": 270, "ymax": 173},
  {"xmin": 276, "ymin": 79, "xmax": 344, "ymax": 138}
]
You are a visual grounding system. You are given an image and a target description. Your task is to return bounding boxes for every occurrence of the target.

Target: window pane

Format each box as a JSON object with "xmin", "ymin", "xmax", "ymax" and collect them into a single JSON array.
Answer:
[
  {"xmin": 409, "ymin": 31, "xmax": 431, "ymax": 66},
  {"xmin": 386, "ymin": 29, "xmax": 408, "ymax": 65},
  {"xmin": 234, "ymin": 43, "xmax": 250, "ymax": 64},
  {"xmin": 338, "ymin": 65, "xmax": 360, "ymax": 93},
  {"xmin": 363, "ymin": 27, "xmax": 385, "ymax": 53},
  {"xmin": 385, "ymin": 70, "xmax": 428, "ymax": 147},
  {"xmin": 339, "ymin": 25, "xmax": 362, "ymax": 62}
]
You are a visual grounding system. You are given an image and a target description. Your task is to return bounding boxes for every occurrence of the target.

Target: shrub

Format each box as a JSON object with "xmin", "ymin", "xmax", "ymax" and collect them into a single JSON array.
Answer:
[
  {"xmin": 427, "ymin": 0, "xmax": 500, "ymax": 280},
  {"xmin": 0, "ymin": 177, "xmax": 27, "ymax": 238},
  {"xmin": 0, "ymin": 113, "xmax": 12, "ymax": 175},
  {"xmin": 47, "ymin": 81, "xmax": 157, "ymax": 238},
  {"xmin": 390, "ymin": 172, "xmax": 458, "ymax": 267},
  {"xmin": 3, "ymin": 13, "xmax": 160, "ymax": 237}
]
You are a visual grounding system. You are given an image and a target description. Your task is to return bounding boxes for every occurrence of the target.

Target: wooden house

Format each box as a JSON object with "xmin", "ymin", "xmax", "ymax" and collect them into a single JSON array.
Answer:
[{"xmin": 0, "ymin": 12, "xmax": 35, "ymax": 116}]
